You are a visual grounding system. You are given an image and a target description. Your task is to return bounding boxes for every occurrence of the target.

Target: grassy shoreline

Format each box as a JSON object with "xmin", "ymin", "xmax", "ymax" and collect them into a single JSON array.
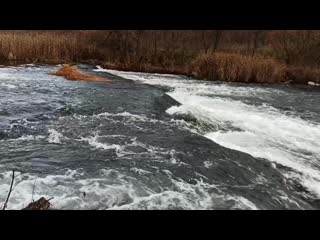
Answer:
[
  {"xmin": 1, "ymin": 56, "xmax": 320, "ymax": 86},
  {"xmin": 80, "ymin": 56, "xmax": 320, "ymax": 86},
  {"xmin": 1, "ymin": 29, "xmax": 320, "ymax": 86}
]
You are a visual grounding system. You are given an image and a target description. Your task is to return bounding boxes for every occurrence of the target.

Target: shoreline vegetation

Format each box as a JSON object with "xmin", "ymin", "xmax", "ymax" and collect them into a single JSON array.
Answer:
[{"xmin": 1, "ymin": 30, "xmax": 320, "ymax": 85}]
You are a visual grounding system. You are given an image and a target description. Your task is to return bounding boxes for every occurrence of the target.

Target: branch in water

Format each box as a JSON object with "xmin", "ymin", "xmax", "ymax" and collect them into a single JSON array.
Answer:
[{"xmin": 2, "ymin": 170, "xmax": 15, "ymax": 210}]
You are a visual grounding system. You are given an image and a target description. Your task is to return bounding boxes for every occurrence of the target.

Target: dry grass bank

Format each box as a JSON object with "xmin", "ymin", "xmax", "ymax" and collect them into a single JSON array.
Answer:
[
  {"xmin": 190, "ymin": 53, "xmax": 287, "ymax": 83},
  {"xmin": 190, "ymin": 52, "xmax": 320, "ymax": 85},
  {"xmin": 0, "ymin": 31, "xmax": 105, "ymax": 63},
  {"xmin": 1, "ymin": 31, "xmax": 320, "ymax": 85},
  {"xmin": 285, "ymin": 66, "xmax": 320, "ymax": 84}
]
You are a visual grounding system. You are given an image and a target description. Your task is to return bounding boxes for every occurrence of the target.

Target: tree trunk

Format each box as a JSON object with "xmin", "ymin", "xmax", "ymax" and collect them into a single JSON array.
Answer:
[
  {"xmin": 213, "ymin": 30, "xmax": 222, "ymax": 52},
  {"xmin": 251, "ymin": 31, "xmax": 260, "ymax": 57}
]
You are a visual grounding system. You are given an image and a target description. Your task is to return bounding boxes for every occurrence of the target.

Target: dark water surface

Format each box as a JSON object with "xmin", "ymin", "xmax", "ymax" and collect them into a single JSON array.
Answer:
[{"xmin": 0, "ymin": 64, "xmax": 319, "ymax": 209}]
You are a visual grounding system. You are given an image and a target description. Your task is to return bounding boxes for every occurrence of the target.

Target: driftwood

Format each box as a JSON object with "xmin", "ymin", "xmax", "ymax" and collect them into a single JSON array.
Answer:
[{"xmin": 22, "ymin": 197, "xmax": 53, "ymax": 210}]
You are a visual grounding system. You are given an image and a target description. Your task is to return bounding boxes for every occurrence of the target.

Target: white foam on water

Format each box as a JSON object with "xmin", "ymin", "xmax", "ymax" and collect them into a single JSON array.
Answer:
[
  {"xmin": 0, "ymin": 168, "xmax": 259, "ymax": 210},
  {"xmin": 0, "ymin": 83, "xmax": 17, "ymax": 89},
  {"xmin": 0, "ymin": 169, "xmax": 139, "ymax": 210},
  {"xmin": 1, "ymin": 135, "xmax": 46, "ymax": 142},
  {"xmin": 130, "ymin": 168, "xmax": 152, "ymax": 175},
  {"xmin": 204, "ymin": 161, "xmax": 214, "ymax": 168},
  {"xmin": 0, "ymin": 65, "xmax": 61, "ymax": 83},
  {"xmin": 232, "ymin": 196, "xmax": 259, "ymax": 210},
  {"xmin": 95, "ymin": 111, "xmax": 161, "ymax": 124},
  {"xmin": 79, "ymin": 133, "xmax": 183, "ymax": 162},
  {"xmin": 169, "ymin": 93, "xmax": 320, "ymax": 198},
  {"xmin": 0, "ymin": 169, "xmax": 131, "ymax": 210},
  {"xmin": 95, "ymin": 67, "xmax": 279, "ymax": 99},
  {"xmin": 80, "ymin": 134, "xmax": 125, "ymax": 157},
  {"xmin": 48, "ymin": 129, "xmax": 63, "ymax": 144},
  {"xmin": 99, "ymin": 67, "xmax": 320, "ymax": 198},
  {"xmin": 0, "ymin": 169, "xmax": 86, "ymax": 210},
  {"xmin": 80, "ymin": 133, "xmax": 162, "ymax": 158},
  {"xmin": 16, "ymin": 135, "xmax": 46, "ymax": 141},
  {"xmin": 109, "ymin": 178, "xmax": 258, "ymax": 210}
]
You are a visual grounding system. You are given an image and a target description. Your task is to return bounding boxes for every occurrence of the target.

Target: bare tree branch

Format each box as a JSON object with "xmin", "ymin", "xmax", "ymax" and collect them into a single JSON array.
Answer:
[
  {"xmin": 2, "ymin": 170, "xmax": 15, "ymax": 210},
  {"xmin": 10, "ymin": 172, "xmax": 23, "ymax": 192}
]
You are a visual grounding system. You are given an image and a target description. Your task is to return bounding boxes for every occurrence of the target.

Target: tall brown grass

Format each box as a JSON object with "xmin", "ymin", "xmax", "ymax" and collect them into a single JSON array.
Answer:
[
  {"xmin": 190, "ymin": 52, "xmax": 287, "ymax": 83},
  {"xmin": 285, "ymin": 66, "xmax": 320, "ymax": 84},
  {"xmin": 1, "ymin": 31, "xmax": 320, "ymax": 85},
  {"xmin": 190, "ymin": 52, "xmax": 320, "ymax": 84},
  {"xmin": 0, "ymin": 31, "xmax": 105, "ymax": 63}
]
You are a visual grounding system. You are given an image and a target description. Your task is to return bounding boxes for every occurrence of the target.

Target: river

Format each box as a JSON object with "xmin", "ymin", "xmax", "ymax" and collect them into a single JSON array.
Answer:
[{"xmin": 0, "ymin": 64, "xmax": 319, "ymax": 209}]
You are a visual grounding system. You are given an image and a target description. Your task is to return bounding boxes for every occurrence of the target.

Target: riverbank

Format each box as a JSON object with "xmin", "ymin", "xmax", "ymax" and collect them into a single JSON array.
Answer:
[
  {"xmin": 100, "ymin": 55, "xmax": 320, "ymax": 86},
  {"xmin": 2, "ymin": 31, "xmax": 320, "ymax": 86},
  {"xmin": 0, "ymin": 30, "xmax": 320, "ymax": 86},
  {"xmin": 2, "ymin": 57, "xmax": 320, "ymax": 86}
]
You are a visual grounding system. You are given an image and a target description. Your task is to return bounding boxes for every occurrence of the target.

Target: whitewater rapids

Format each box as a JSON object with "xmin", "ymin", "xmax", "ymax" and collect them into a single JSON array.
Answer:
[
  {"xmin": 0, "ymin": 64, "xmax": 319, "ymax": 210},
  {"xmin": 97, "ymin": 67, "xmax": 320, "ymax": 201}
]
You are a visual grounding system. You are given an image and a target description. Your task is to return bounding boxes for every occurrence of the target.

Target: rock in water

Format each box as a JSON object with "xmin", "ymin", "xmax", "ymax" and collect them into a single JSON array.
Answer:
[{"xmin": 22, "ymin": 197, "xmax": 51, "ymax": 210}]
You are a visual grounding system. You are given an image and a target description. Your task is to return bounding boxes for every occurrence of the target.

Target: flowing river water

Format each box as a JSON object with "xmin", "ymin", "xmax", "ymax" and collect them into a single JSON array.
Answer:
[{"xmin": 0, "ymin": 64, "xmax": 319, "ymax": 210}]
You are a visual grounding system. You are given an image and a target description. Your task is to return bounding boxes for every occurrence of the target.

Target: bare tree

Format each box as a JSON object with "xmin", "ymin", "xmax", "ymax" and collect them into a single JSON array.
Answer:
[
  {"xmin": 151, "ymin": 30, "xmax": 159, "ymax": 58},
  {"xmin": 131, "ymin": 30, "xmax": 144, "ymax": 58},
  {"xmin": 251, "ymin": 30, "xmax": 263, "ymax": 57},
  {"xmin": 200, "ymin": 30, "xmax": 212, "ymax": 53},
  {"xmin": 213, "ymin": 30, "xmax": 223, "ymax": 52}
]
